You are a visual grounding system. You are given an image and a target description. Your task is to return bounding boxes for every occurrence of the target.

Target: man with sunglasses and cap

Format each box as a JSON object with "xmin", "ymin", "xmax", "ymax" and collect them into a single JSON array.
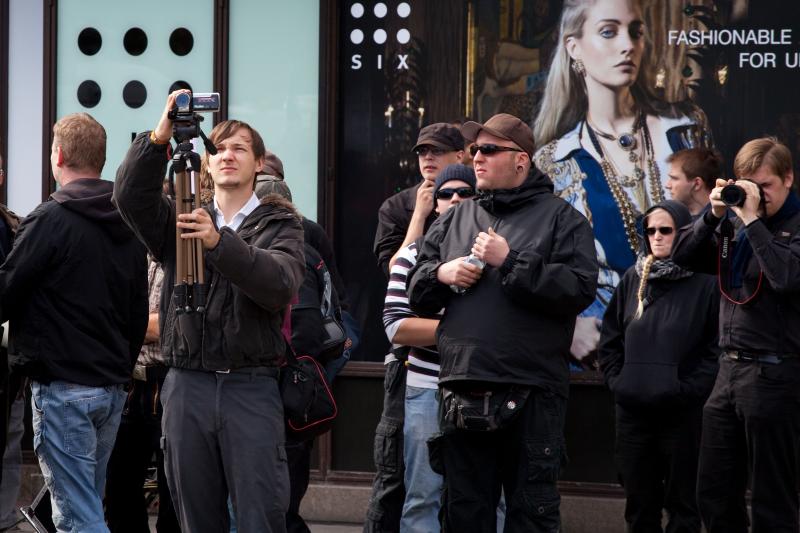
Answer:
[
  {"xmin": 365, "ymin": 123, "xmax": 464, "ymax": 533},
  {"xmin": 408, "ymin": 113, "xmax": 597, "ymax": 532}
]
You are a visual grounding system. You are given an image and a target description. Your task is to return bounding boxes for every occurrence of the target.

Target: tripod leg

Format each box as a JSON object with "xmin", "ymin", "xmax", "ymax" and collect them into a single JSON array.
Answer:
[
  {"xmin": 174, "ymin": 170, "xmax": 187, "ymax": 286},
  {"xmin": 192, "ymin": 170, "xmax": 205, "ymax": 285},
  {"xmin": 19, "ymin": 484, "xmax": 54, "ymax": 533}
]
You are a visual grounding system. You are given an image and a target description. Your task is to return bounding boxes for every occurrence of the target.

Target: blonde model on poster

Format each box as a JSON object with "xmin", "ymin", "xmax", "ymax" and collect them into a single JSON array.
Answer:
[{"xmin": 533, "ymin": 0, "xmax": 711, "ymax": 369}]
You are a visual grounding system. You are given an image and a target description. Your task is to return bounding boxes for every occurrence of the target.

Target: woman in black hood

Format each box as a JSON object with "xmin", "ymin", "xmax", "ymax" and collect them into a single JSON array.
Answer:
[{"xmin": 598, "ymin": 200, "xmax": 720, "ymax": 533}]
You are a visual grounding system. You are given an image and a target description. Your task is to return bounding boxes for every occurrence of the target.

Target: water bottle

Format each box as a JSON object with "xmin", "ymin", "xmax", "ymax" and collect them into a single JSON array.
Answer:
[{"xmin": 450, "ymin": 254, "xmax": 485, "ymax": 294}]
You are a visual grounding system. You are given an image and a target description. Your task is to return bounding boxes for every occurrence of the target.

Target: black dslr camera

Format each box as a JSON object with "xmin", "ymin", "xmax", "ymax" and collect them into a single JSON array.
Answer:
[{"xmin": 720, "ymin": 180, "xmax": 765, "ymax": 208}]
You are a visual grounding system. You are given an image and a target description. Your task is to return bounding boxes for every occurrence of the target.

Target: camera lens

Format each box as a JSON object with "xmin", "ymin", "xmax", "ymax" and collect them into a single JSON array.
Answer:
[
  {"xmin": 175, "ymin": 92, "xmax": 191, "ymax": 110},
  {"xmin": 720, "ymin": 184, "xmax": 746, "ymax": 207}
]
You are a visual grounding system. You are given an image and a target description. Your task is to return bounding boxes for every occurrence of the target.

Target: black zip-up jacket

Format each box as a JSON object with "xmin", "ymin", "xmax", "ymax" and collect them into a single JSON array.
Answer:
[
  {"xmin": 673, "ymin": 208, "xmax": 800, "ymax": 355},
  {"xmin": 113, "ymin": 133, "xmax": 305, "ymax": 371},
  {"xmin": 374, "ymin": 182, "xmax": 436, "ymax": 277},
  {"xmin": 407, "ymin": 167, "xmax": 598, "ymax": 397},
  {"xmin": 0, "ymin": 178, "xmax": 148, "ymax": 386},
  {"xmin": 598, "ymin": 268, "xmax": 719, "ymax": 410}
]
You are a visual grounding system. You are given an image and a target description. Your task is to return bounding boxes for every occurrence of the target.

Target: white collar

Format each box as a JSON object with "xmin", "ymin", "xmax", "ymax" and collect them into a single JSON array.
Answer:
[{"xmin": 213, "ymin": 192, "xmax": 260, "ymax": 230}]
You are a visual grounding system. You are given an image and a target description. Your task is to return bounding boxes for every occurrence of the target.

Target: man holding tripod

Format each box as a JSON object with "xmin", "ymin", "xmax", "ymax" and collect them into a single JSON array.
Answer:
[
  {"xmin": 114, "ymin": 91, "xmax": 305, "ymax": 532},
  {"xmin": 673, "ymin": 137, "xmax": 800, "ymax": 533}
]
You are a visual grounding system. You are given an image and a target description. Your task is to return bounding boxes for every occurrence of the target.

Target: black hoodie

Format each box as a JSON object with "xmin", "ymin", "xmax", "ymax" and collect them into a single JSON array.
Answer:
[
  {"xmin": 598, "ymin": 201, "xmax": 720, "ymax": 410},
  {"xmin": 0, "ymin": 178, "xmax": 149, "ymax": 386},
  {"xmin": 408, "ymin": 166, "xmax": 598, "ymax": 397}
]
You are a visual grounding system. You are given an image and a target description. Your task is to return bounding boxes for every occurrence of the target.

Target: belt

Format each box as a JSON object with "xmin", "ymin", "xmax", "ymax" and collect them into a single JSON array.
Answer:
[
  {"xmin": 215, "ymin": 366, "xmax": 280, "ymax": 377},
  {"xmin": 724, "ymin": 350, "xmax": 799, "ymax": 365}
]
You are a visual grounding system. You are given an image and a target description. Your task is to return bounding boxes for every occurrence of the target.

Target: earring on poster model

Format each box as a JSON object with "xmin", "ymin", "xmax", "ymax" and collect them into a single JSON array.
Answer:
[{"xmin": 572, "ymin": 59, "xmax": 586, "ymax": 77}]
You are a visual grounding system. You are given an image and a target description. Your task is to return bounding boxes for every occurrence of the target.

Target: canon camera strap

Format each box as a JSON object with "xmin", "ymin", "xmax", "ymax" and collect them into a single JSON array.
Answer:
[{"xmin": 718, "ymin": 216, "xmax": 763, "ymax": 305}]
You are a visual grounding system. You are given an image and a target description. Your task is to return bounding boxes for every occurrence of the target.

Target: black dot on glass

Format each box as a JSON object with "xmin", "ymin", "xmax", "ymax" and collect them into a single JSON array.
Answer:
[
  {"xmin": 77, "ymin": 80, "xmax": 101, "ymax": 108},
  {"xmin": 123, "ymin": 27, "xmax": 148, "ymax": 56},
  {"xmin": 169, "ymin": 28, "xmax": 194, "ymax": 56},
  {"xmin": 123, "ymin": 80, "xmax": 147, "ymax": 108},
  {"xmin": 169, "ymin": 80, "xmax": 193, "ymax": 93},
  {"xmin": 78, "ymin": 28, "xmax": 102, "ymax": 56}
]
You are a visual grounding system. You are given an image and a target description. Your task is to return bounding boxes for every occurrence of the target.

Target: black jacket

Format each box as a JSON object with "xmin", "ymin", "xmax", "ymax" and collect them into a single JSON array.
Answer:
[
  {"xmin": 0, "ymin": 178, "xmax": 148, "ymax": 386},
  {"xmin": 0, "ymin": 204, "xmax": 20, "ymax": 261},
  {"xmin": 113, "ymin": 133, "xmax": 305, "ymax": 371},
  {"xmin": 598, "ymin": 268, "xmax": 719, "ymax": 410},
  {"xmin": 673, "ymin": 207, "xmax": 800, "ymax": 355},
  {"xmin": 407, "ymin": 167, "xmax": 598, "ymax": 397},
  {"xmin": 373, "ymin": 182, "xmax": 436, "ymax": 277}
]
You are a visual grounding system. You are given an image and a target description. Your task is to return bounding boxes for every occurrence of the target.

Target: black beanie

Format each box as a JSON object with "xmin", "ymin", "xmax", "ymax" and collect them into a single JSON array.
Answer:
[{"xmin": 433, "ymin": 164, "xmax": 477, "ymax": 203}]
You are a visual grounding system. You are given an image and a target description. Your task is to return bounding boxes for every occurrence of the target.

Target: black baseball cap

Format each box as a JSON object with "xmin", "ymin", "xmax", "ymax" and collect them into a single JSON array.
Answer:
[{"xmin": 411, "ymin": 123, "xmax": 465, "ymax": 153}]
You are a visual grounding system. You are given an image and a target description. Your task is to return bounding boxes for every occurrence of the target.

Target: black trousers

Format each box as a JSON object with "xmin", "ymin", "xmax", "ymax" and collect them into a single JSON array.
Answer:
[
  {"xmin": 106, "ymin": 367, "xmax": 180, "ymax": 533},
  {"xmin": 697, "ymin": 356, "xmax": 800, "ymax": 533},
  {"xmin": 614, "ymin": 403, "xmax": 703, "ymax": 533},
  {"xmin": 363, "ymin": 360, "xmax": 406, "ymax": 533},
  {"xmin": 439, "ymin": 387, "xmax": 566, "ymax": 533},
  {"xmin": 285, "ymin": 436, "xmax": 314, "ymax": 533},
  {"xmin": 161, "ymin": 367, "xmax": 289, "ymax": 533}
]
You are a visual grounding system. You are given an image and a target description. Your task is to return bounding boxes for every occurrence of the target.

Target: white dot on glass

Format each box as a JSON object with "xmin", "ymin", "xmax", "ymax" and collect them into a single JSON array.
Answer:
[
  {"xmin": 374, "ymin": 29, "xmax": 387, "ymax": 44},
  {"xmin": 351, "ymin": 3, "xmax": 364, "ymax": 18},
  {"xmin": 374, "ymin": 3, "xmax": 388, "ymax": 18},
  {"xmin": 397, "ymin": 2, "xmax": 411, "ymax": 18},
  {"xmin": 397, "ymin": 29, "xmax": 411, "ymax": 44},
  {"xmin": 350, "ymin": 29, "xmax": 364, "ymax": 44}
]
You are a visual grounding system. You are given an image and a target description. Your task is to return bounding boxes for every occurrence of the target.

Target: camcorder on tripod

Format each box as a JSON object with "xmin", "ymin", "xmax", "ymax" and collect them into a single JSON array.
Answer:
[{"xmin": 169, "ymin": 92, "xmax": 220, "ymax": 316}]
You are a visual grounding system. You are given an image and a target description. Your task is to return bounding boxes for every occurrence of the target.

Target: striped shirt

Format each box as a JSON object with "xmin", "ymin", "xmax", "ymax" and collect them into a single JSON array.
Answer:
[{"xmin": 382, "ymin": 242, "xmax": 442, "ymax": 389}]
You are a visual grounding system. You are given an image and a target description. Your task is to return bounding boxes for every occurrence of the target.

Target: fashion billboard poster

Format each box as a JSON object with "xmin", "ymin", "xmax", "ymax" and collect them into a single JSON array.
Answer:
[{"xmin": 468, "ymin": 0, "xmax": 800, "ymax": 372}]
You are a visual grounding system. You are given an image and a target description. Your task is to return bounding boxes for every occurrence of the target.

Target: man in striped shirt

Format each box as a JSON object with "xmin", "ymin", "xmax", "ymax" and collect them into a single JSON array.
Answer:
[{"xmin": 382, "ymin": 164, "xmax": 476, "ymax": 532}]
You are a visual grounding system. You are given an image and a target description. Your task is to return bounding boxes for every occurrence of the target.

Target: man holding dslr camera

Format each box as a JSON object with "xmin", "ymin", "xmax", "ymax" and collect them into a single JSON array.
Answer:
[
  {"xmin": 114, "ymin": 90, "xmax": 305, "ymax": 532},
  {"xmin": 673, "ymin": 137, "xmax": 800, "ymax": 533}
]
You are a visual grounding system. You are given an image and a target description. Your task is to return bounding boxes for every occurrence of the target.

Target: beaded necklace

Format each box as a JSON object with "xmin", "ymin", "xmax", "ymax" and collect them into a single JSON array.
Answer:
[{"xmin": 584, "ymin": 114, "xmax": 665, "ymax": 255}]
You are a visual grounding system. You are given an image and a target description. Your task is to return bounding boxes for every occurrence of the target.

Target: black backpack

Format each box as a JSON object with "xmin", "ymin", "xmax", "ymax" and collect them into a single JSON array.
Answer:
[{"xmin": 307, "ymin": 245, "xmax": 347, "ymax": 363}]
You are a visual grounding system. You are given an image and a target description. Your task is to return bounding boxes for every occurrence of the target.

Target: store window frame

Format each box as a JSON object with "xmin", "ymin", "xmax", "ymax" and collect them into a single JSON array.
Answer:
[
  {"xmin": 41, "ymin": 0, "xmax": 229, "ymax": 199},
  {"xmin": 314, "ymin": 0, "xmax": 612, "ymax": 493},
  {"xmin": 1, "ymin": 0, "xmax": 8, "ymax": 204}
]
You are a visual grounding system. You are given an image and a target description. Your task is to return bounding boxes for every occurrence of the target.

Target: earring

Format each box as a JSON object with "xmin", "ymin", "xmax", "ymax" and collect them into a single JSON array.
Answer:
[{"xmin": 571, "ymin": 59, "xmax": 586, "ymax": 77}]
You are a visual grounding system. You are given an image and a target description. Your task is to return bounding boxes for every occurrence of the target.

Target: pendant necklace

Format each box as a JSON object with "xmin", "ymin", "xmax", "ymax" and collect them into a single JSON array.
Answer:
[
  {"xmin": 584, "ymin": 116, "xmax": 665, "ymax": 255},
  {"xmin": 588, "ymin": 114, "xmax": 643, "ymax": 162}
]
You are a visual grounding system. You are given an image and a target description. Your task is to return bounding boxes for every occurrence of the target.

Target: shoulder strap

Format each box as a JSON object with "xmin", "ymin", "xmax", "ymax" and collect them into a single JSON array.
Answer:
[{"xmin": 718, "ymin": 216, "xmax": 762, "ymax": 305}]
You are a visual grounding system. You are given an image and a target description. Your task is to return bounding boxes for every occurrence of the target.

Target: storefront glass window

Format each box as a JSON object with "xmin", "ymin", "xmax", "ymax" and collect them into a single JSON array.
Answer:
[
  {"xmin": 228, "ymin": 1, "xmax": 320, "ymax": 219},
  {"xmin": 56, "ymin": 0, "xmax": 214, "ymax": 177}
]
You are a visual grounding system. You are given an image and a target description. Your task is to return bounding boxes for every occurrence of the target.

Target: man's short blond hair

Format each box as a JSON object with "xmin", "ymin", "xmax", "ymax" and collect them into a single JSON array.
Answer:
[
  {"xmin": 733, "ymin": 136, "xmax": 793, "ymax": 180},
  {"xmin": 53, "ymin": 113, "xmax": 106, "ymax": 174}
]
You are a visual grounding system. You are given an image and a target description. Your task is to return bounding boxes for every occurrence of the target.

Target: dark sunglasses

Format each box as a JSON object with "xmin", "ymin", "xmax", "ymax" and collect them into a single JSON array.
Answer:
[
  {"xmin": 645, "ymin": 226, "xmax": 674, "ymax": 236},
  {"xmin": 436, "ymin": 187, "xmax": 476, "ymax": 200},
  {"xmin": 414, "ymin": 146, "xmax": 448, "ymax": 157},
  {"xmin": 469, "ymin": 144, "xmax": 524, "ymax": 156}
]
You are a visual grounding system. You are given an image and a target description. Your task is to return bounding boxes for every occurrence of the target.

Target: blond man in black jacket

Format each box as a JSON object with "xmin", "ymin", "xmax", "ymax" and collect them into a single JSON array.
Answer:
[
  {"xmin": 0, "ymin": 113, "xmax": 148, "ymax": 532},
  {"xmin": 673, "ymin": 137, "xmax": 800, "ymax": 533}
]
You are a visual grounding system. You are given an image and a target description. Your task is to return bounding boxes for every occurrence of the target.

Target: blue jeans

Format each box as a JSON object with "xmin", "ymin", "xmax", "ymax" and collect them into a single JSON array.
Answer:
[
  {"xmin": 31, "ymin": 380, "xmax": 126, "ymax": 533},
  {"xmin": 400, "ymin": 386, "xmax": 442, "ymax": 533}
]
